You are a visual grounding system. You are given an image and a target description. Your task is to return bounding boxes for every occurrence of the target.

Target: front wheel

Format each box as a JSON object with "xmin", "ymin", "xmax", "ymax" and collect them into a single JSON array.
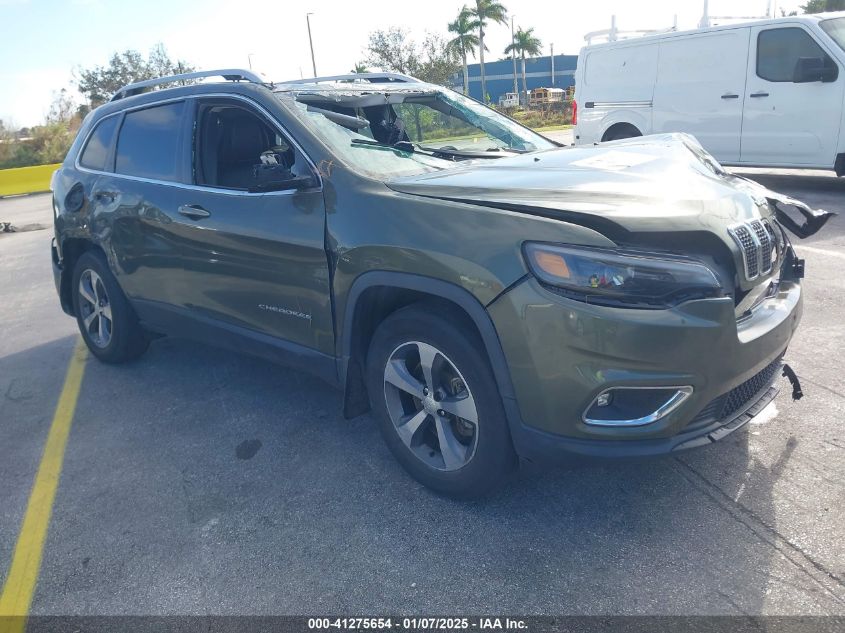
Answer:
[{"xmin": 367, "ymin": 304, "xmax": 516, "ymax": 498}]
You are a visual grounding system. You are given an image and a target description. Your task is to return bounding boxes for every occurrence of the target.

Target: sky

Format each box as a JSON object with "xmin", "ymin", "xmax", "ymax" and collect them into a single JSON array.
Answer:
[{"xmin": 0, "ymin": 0, "xmax": 804, "ymax": 128}]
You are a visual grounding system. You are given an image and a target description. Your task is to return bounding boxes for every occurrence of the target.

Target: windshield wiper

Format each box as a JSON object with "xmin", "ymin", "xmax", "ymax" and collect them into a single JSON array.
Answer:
[
  {"xmin": 417, "ymin": 145, "xmax": 524, "ymax": 158},
  {"xmin": 350, "ymin": 139, "xmax": 442, "ymax": 159}
]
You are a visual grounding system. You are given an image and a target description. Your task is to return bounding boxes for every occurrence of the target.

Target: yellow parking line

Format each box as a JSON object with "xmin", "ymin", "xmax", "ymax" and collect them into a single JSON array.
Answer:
[{"xmin": 0, "ymin": 338, "xmax": 87, "ymax": 630}]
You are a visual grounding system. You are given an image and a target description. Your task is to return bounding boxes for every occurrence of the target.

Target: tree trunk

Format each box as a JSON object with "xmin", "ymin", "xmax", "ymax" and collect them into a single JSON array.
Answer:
[
  {"xmin": 521, "ymin": 56, "xmax": 527, "ymax": 107},
  {"xmin": 462, "ymin": 51, "xmax": 469, "ymax": 95}
]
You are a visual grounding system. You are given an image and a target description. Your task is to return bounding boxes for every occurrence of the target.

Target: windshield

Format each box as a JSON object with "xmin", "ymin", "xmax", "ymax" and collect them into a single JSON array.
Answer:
[
  {"xmin": 277, "ymin": 86, "xmax": 556, "ymax": 178},
  {"xmin": 821, "ymin": 17, "xmax": 845, "ymax": 51}
]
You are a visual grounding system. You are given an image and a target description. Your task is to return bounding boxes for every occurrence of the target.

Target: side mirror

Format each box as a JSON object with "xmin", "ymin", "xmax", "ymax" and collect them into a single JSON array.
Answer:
[
  {"xmin": 793, "ymin": 57, "xmax": 838, "ymax": 83},
  {"xmin": 249, "ymin": 164, "xmax": 316, "ymax": 193}
]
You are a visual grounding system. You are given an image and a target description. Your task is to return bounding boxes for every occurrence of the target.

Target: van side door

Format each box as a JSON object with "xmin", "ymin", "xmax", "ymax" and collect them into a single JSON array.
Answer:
[
  {"xmin": 652, "ymin": 28, "xmax": 749, "ymax": 163},
  {"xmin": 741, "ymin": 25, "xmax": 843, "ymax": 167}
]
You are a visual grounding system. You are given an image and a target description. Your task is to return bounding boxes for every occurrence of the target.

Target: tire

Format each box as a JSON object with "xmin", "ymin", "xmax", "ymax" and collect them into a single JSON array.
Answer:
[
  {"xmin": 366, "ymin": 303, "xmax": 517, "ymax": 498},
  {"xmin": 72, "ymin": 250, "xmax": 149, "ymax": 363},
  {"xmin": 602, "ymin": 124, "xmax": 642, "ymax": 142}
]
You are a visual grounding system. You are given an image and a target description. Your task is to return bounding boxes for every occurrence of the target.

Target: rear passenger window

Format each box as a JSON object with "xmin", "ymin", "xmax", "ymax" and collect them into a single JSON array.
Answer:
[
  {"xmin": 757, "ymin": 27, "xmax": 834, "ymax": 82},
  {"xmin": 79, "ymin": 116, "xmax": 119, "ymax": 171},
  {"xmin": 115, "ymin": 101, "xmax": 185, "ymax": 181}
]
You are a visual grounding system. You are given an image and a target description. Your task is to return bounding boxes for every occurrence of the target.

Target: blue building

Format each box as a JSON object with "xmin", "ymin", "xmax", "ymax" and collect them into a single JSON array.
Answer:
[{"xmin": 454, "ymin": 54, "xmax": 578, "ymax": 104}]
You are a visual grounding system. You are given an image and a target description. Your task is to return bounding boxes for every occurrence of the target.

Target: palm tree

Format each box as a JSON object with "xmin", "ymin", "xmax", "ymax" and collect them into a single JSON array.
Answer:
[
  {"xmin": 471, "ymin": 0, "xmax": 508, "ymax": 103},
  {"xmin": 350, "ymin": 62, "xmax": 369, "ymax": 74},
  {"xmin": 447, "ymin": 6, "xmax": 481, "ymax": 95},
  {"xmin": 504, "ymin": 27, "xmax": 542, "ymax": 107}
]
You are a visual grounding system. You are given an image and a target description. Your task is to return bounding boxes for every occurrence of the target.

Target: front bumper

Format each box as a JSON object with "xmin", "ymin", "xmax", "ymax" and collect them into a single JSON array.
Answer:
[{"xmin": 488, "ymin": 276, "xmax": 802, "ymax": 459}]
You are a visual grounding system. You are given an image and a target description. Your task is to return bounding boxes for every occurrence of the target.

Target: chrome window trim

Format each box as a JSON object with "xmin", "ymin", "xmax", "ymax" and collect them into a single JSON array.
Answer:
[
  {"xmin": 582, "ymin": 385, "xmax": 694, "ymax": 427},
  {"xmin": 73, "ymin": 92, "xmax": 323, "ymax": 197}
]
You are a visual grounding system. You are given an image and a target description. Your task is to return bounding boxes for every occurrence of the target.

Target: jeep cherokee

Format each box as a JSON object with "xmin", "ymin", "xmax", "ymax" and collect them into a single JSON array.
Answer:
[{"xmin": 50, "ymin": 69, "xmax": 832, "ymax": 497}]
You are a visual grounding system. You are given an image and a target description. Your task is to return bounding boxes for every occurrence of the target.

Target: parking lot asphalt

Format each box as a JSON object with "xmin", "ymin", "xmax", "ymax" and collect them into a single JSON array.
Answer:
[{"xmin": 1, "ymin": 159, "xmax": 844, "ymax": 615}]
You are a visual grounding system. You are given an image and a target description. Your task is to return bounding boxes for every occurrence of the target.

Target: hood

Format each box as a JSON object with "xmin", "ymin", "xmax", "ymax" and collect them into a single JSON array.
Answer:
[{"xmin": 387, "ymin": 133, "xmax": 832, "ymax": 241}]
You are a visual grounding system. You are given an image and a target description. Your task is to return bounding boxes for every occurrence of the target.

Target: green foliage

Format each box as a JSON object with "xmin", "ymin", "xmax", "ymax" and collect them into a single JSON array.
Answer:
[
  {"xmin": 365, "ymin": 28, "xmax": 460, "ymax": 86},
  {"xmin": 76, "ymin": 43, "xmax": 196, "ymax": 106},
  {"xmin": 471, "ymin": 0, "xmax": 508, "ymax": 36},
  {"xmin": 0, "ymin": 90, "xmax": 81, "ymax": 169},
  {"xmin": 801, "ymin": 0, "xmax": 845, "ymax": 12},
  {"xmin": 504, "ymin": 27, "xmax": 542, "ymax": 58},
  {"xmin": 351, "ymin": 63, "xmax": 370, "ymax": 73},
  {"xmin": 447, "ymin": 6, "xmax": 481, "ymax": 60}
]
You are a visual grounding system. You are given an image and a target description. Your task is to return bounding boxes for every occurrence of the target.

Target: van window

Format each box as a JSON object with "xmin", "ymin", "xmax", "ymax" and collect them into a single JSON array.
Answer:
[
  {"xmin": 115, "ymin": 101, "xmax": 185, "ymax": 181},
  {"xmin": 757, "ymin": 27, "xmax": 834, "ymax": 82},
  {"xmin": 79, "ymin": 115, "xmax": 119, "ymax": 171}
]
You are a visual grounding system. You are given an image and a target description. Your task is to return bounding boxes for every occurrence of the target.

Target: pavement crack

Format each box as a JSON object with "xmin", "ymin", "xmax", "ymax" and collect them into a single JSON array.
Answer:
[
  {"xmin": 673, "ymin": 457, "xmax": 845, "ymax": 605},
  {"xmin": 794, "ymin": 374, "xmax": 845, "ymax": 400}
]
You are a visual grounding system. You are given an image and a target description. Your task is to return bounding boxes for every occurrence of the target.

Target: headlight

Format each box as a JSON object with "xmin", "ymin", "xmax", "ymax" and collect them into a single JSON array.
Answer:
[{"xmin": 523, "ymin": 242, "xmax": 723, "ymax": 308}]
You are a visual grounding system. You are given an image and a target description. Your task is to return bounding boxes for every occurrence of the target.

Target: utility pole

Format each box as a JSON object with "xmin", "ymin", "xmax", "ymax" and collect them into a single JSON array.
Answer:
[
  {"xmin": 247, "ymin": 53, "xmax": 254, "ymax": 70},
  {"xmin": 511, "ymin": 15, "xmax": 519, "ymax": 101},
  {"xmin": 306, "ymin": 13, "xmax": 317, "ymax": 77},
  {"xmin": 550, "ymin": 43, "xmax": 555, "ymax": 86}
]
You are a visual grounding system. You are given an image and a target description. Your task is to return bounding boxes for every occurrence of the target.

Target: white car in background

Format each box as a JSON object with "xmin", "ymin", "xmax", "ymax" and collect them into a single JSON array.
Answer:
[{"xmin": 574, "ymin": 12, "xmax": 845, "ymax": 174}]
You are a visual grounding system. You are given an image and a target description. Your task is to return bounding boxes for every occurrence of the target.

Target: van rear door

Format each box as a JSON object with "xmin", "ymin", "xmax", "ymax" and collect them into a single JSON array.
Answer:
[
  {"xmin": 652, "ymin": 28, "xmax": 750, "ymax": 163},
  {"xmin": 740, "ymin": 24, "xmax": 843, "ymax": 167}
]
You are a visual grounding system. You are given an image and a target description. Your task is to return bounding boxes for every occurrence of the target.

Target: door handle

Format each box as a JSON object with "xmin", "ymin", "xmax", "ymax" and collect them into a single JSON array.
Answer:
[
  {"xmin": 721, "ymin": 93, "xmax": 739, "ymax": 99},
  {"xmin": 178, "ymin": 204, "xmax": 211, "ymax": 220},
  {"xmin": 750, "ymin": 92, "xmax": 769, "ymax": 98}
]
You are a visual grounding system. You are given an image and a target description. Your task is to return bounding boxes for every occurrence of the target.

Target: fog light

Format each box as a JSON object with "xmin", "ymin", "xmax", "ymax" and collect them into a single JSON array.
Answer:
[{"xmin": 583, "ymin": 386, "xmax": 693, "ymax": 427}]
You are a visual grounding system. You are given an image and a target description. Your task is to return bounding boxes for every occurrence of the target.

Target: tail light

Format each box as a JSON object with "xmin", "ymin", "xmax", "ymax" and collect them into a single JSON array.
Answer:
[{"xmin": 572, "ymin": 99, "xmax": 578, "ymax": 126}]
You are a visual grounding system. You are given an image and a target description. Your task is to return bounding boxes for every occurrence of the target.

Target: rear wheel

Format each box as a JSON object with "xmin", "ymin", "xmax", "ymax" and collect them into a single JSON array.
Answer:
[
  {"xmin": 72, "ymin": 250, "xmax": 148, "ymax": 363},
  {"xmin": 367, "ymin": 304, "xmax": 516, "ymax": 497}
]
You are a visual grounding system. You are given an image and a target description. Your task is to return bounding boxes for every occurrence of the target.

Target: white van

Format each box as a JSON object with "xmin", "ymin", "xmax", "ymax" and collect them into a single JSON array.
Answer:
[{"xmin": 574, "ymin": 12, "xmax": 845, "ymax": 174}]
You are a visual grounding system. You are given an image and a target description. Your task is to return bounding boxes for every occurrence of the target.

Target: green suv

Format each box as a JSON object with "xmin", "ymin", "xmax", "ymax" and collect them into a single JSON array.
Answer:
[{"xmin": 50, "ymin": 70, "xmax": 831, "ymax": 497}]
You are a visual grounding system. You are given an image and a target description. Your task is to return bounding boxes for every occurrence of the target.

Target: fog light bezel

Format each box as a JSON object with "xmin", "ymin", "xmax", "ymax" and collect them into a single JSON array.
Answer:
[{"xmin": 582, "ymin": 386, "xmax": 694, "ymax": 427}]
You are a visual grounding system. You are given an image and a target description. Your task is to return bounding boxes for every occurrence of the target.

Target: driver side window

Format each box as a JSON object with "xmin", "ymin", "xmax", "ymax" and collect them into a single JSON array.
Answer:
[{"xmin": 195, "ymin": 100, "xmax": 299, "ymax": 191}]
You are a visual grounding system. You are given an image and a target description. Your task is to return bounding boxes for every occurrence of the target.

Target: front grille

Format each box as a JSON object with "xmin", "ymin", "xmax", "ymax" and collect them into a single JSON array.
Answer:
[
  {"xmin": 729, "ymin": 219, "xmax": 780, "ymax": 281},
  {"xmin": 720, "ymin": 355, "xmax": 783, "ymax": 419},
  {"xmin": 685, "ymin": 356, "xmax": 783, "ymax": 432}
]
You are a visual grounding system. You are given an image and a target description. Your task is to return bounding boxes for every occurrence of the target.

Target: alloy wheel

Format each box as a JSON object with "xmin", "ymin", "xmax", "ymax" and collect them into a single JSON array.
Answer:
[
  {"xmin": 382, "ymin": 341, "xmax": 479, "ymax": 471},
  {"xmin": 78, "ymin": 269, "xmax": 112, "ymax": 348}
]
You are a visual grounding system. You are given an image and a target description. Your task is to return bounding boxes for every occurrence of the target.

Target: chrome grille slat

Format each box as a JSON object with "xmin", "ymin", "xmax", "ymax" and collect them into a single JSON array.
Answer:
[
  {"xmin": 751, "ymin": 220, "xmax": 772, "ymax": 274},
  {"xmin": 729, "ymin": 219, "xmax": 780, "ymax": 282}
]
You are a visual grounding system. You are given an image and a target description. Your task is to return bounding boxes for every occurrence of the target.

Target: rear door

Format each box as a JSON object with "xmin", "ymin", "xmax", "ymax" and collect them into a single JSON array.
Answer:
[
  {"xmin": 741, "ymin": 25, "xmax": 843, "ymax": 166},
  {"xmin": 95, "ymin": 99, "xmax": 191, "ymax": 306},
  {"xmin": 164, "ymin": 96, "xmax": 333, "ymax": 355},
  {"xmin": 652, "ymin": 28, "xmax": 750, "ymax": 162}
]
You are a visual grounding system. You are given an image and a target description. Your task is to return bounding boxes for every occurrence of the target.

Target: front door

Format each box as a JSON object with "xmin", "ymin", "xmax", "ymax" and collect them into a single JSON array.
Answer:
[
  {"xmin": 741, "ymin": 25, "xmax": 843, "ymax": 166},
  {"xmin": 166, "ymin": 97, "xmax": 333, "ymax": 355}
]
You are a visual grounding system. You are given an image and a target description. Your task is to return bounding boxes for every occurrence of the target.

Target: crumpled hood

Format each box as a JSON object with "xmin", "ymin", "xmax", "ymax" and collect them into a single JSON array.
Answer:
[{"xmin": 387, "ymin": 133, "xmax": 832, "ymax": 240}]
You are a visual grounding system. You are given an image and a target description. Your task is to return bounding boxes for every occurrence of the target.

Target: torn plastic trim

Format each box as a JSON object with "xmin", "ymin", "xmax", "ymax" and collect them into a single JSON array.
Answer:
[{"xmin": 766, "ymin": 192, "xmax": 835, "ymax": 239}]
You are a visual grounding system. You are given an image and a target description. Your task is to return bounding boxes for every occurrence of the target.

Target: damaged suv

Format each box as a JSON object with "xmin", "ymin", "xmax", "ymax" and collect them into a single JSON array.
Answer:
[{"xmin": 51, "ymin": 70, "xmax": 832, "ymax": 497}]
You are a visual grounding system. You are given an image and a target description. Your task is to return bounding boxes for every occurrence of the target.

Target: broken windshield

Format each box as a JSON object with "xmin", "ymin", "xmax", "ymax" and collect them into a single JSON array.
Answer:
[{"xmin": 278, "ymin": 86, "xmax": 556, "ymax": 178}]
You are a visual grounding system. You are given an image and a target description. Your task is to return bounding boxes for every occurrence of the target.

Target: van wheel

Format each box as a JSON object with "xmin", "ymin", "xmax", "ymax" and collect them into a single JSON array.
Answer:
[
  {"xmin": 602, "ymin": 123, "xmax": 642, "ymax": 141},
  {"xmin": 366, "ymin": 303, "xmax": 516, "ymax": 498},
  {"xmin": 72, "ymin": 250, "xmax": 149, "ymax": 363}
]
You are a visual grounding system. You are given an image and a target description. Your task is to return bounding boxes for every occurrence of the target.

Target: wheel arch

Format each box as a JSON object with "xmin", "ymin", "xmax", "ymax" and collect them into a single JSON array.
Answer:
[
  {"xmin": 57, "ymin": 237, "xmax": 105, "ymax": 315},
  {"xmin": 338, "ymin": 272, "xmax": 518, "ymax": 422},
  {"xmin": 601, "ymin": 121, "xmax": 644, "ymax": 142}
]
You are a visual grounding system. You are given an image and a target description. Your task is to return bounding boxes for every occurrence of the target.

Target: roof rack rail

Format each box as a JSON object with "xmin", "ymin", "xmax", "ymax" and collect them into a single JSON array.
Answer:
[
  {"xmin": 111, "ymin": 68, "xmax": 265, "ymax": 101},
  {"xmin": 282, "ymin": 72, "xmax": 419, "ymax": 85}
]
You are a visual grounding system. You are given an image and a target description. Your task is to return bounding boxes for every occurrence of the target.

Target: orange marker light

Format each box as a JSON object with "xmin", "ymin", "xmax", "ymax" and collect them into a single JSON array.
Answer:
[{"xmin": 534, "ymin": 251, "xmax": 571, "ymax": 279}]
